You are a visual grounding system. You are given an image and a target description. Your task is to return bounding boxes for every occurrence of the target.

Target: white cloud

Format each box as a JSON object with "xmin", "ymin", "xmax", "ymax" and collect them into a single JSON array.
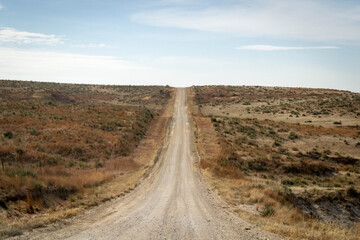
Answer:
[
  {"xmin": 237, "ymin": 45, "xmax": 339, "ymax": 51},
  {"xmin": 0, "ymin": 28, "xmax": 64, "ymax": 45},
  {"xmin": 0, "ymin": 4, "xmax": 3, "ymax": 9},
  {"xmin": 0, "ymin": 47, "xmax": 171, "ymax": 85},
  {"xmin": 132, "ymin": 0, "xmax": 360, "ymax": 42}
]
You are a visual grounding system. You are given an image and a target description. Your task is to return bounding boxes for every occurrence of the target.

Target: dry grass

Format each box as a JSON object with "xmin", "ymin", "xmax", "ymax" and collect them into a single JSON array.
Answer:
[
  {"xmin": 196, "ymin": 85, "xmax": 360, "ymax": 128},
  {"xmin": 188, "ymin": 86, "xmax": 360, "ymax": 240},
  {"xmin": 0, "ymin": 80, "xmax": 174, "ymax": 238},
  {"xmin": 1, "ymin": 169, "xmax": 145, "ymax": 238}
]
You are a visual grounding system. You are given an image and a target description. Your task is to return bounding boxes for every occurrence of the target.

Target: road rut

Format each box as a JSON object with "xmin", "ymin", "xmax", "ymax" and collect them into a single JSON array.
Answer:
[{"xmin": 15, "ymin": 88, "xmax": 282, "ymax": 240}]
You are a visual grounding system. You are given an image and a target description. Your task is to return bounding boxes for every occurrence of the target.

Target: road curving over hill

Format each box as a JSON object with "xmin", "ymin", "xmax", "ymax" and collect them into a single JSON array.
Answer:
[{"xmin": 15, "ymin": 88, "xmax": 282, "ymax": 240}]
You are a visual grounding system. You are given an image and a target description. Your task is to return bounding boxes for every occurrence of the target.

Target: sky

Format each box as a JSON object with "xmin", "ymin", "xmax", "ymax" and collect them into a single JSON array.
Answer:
[{"xmin": 0, "ymin": 0, "xmax": 359, "ymax": 91}]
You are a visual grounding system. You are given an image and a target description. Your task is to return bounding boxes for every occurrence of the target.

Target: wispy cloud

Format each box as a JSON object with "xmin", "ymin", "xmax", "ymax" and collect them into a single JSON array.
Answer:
[
  {"xmin": 0, "ymin": 27, "xmax": 64, "ymax": 45},
  {"xmin": 132, "ymin": 0, "xmax": 360, "ymax": 43},
  {"xmin": 237, "ymin": 45, "xmax": 339, "ymax": 51},
  {"xmin": 0, "ymin": 4, "xmax": 3, "ymax": 9}
]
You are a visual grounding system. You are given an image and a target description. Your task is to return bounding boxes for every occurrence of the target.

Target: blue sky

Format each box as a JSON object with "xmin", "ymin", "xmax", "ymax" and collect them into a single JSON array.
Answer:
[{"xmin": 0, "ymin": 0, "xmax": 359, "ymax": 91}]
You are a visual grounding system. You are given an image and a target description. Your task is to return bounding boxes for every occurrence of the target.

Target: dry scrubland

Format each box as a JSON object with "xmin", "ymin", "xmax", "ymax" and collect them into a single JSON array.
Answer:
[
  {"xmin": 0, "ymin": 80, "xmax": 173, "ymax": 238},
  {"xmin": 189, "ymin": 86, "xmax": 360, "ymax": 240}
]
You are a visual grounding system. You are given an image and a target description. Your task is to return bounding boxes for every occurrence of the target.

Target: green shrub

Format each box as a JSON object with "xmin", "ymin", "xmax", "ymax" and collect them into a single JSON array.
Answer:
[
  {"xmin": 237, "ymin": 125, "xmax": 256, "ymax": 138},
  {"xmin": 68, "ymin": 160, "xmax": 75, "ymax": 167},
  {"xmin": 218, "ymin": 158, "xmax": 228, "ymax": 167},
  {"xmin": 281, "ymin": 179, "xmax": 295, "ymax": 186},
  {"xmin": 16, "ymin": 148, "xmax": 24, "ymax": 155},
  {"xmin": 268, "ymin": 129, "xmax": 277, "ymax": 135},
  {"xmin": 74, "ymin": 147, "xmax": 84, "ymax": 156},
  {"xmin": 288, "ymin": 132, "xmax": 298, "ymax": 140},
  {"xmin": 95, "ymin": 160, "xmax": 103, "ymax": 169},
  {"xmin": 347, "ymin": 186, "xmax": 359, "ymax": 198},
  {"xmin": 47, "ymin": 157, "xmax": 57, "ymax": 166},
  {"xmin": 6, "ymin": 170, "xmax": 36, "ymax": 177},
  {"xmin": 260, "ymin": 205, "xmax": 275, "ymax": 217},
  {"xmin": 32, "ymin": 180, "xmax": 45, "ymax": 190},
  {"xmin": 248, "ymin": 160, "xmax": 267, "ymax": 171},
  {"xmin": 273, "ymin": 140, "xmax": 281, "ymax": 147},
  {"xmin": 30, "ymin": 129, "xmax": 39, "ymax": 136},
  {"xmin": 283, "ymin": 161, "xmax": 334, "ymax": 176},
  {"xmin": 4, "ymin": 131, "xmax": 13, "ymax": 139},
  {"xmin": 0, "ymin": 229, "xmax": 23, "ymax": 238}
]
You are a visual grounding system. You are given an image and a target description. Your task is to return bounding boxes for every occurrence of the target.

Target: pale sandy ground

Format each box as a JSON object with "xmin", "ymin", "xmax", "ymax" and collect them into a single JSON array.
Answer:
[{"xmin": 11, "ymin": 89, "xmax": 283, "ymax": 240}]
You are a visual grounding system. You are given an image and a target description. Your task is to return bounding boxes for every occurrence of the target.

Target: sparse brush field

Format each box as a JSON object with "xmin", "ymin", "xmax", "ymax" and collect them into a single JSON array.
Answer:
[
  {"xmin": 0, "ymin": 80, "xmax": 173, "ymax": 238},
  {"xmin": 189, "ymin": 86, "xmax": 360, "ymax": 240}
]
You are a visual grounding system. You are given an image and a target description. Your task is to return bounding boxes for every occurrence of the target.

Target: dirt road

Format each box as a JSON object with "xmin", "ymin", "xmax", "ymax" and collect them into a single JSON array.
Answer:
[{"xmin": 15, "ymin": 89, "xmax": 282, "ymax": 240}]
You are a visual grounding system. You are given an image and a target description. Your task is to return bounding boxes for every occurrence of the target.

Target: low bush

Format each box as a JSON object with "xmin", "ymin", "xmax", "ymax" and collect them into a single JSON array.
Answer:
[
  {"xmin": 347, "ymin": 186, "xmax": 359, "ymax": 198},
  {"xmin": 4, "ymin": 131, "xmax": 13, "ymax": 139},
  {"xmin": 288, "ymin": 132, "xmax": 298, "ymax": 140},
  {"xmin": 260, "ymin": 205, "xmax": 275, "ymax": 217},
  {"xmin": 273, "ymin": 140, "xmax": 282, "ymax": 147},
  {"xmin": 283, "ymin": 160, "xmax": 334, "ymax": 176},
  {"xmin": 6, "ymin": 170, "xmax": 36, "ymax": 178}
]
